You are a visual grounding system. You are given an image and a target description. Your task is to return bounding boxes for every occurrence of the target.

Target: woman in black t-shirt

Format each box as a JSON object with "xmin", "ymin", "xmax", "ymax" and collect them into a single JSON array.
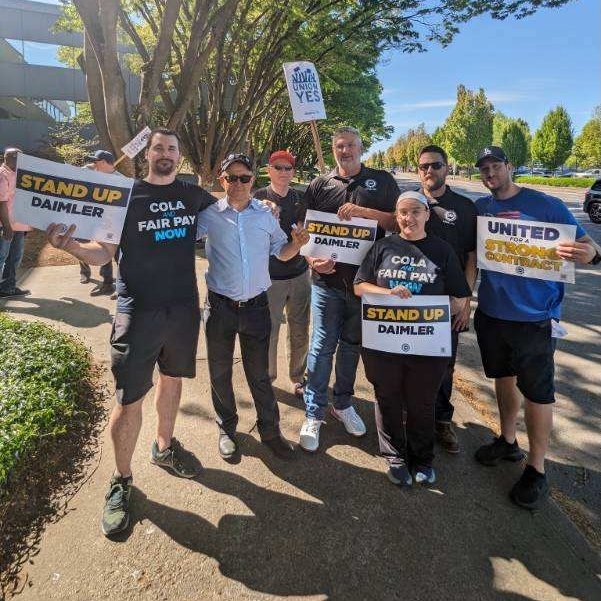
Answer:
[{"xmin": 354, "ymin": 191, "xmax": 471, "ymax": 487}]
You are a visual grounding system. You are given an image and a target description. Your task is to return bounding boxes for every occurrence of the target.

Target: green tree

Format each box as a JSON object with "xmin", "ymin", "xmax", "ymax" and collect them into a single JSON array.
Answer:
[
  {"xmin": 443, "ymin": 85, "xmax": 493, "ymax": 169},
  {"xmin": 531, "ymin": 106, "xmax": 573, "ymax": 169},
  {"xmin": 568, "ymin": 108, "xmax": 601, "ymax": 168},
  {"xmin": 405, "ymin": 124, "xmax": 432, "ymax": 170}
]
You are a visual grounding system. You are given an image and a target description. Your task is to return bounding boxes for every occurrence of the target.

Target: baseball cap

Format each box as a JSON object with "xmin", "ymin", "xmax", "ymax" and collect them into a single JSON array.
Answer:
[
  {"xmin": 220, "ymin": 153, "xmax": 253, "ymax": 173},
  {"xmin": 86, "ymin": 150, "xmax": 115, "ymax": 163},
  {"xmin": 268, "ymin": 150, "xmax": 296, "ymax": 167},
  {"xmin": 475, "ymin": 146, "xmax": 508, "ymax": 167},
  {"xmin": 397, "ymin": 190, "xmax": 429, "ymax": 209}
]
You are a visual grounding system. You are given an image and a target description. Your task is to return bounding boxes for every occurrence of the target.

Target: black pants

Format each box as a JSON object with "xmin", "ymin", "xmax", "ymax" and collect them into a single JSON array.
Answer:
[
  {"xmin": 434, "ymin": 329, "xmax": 459, "ymax": 422},
  {"xmin": 363, "ymin": 349, "xmax": 449, "ymax": 467},
  {"xmin": 205, "ymin": 291, "xmax": 280, "ymax": 440},
  {"xmin": 80, "ymin": 260, "xmax": 113, "ymax": 283}
]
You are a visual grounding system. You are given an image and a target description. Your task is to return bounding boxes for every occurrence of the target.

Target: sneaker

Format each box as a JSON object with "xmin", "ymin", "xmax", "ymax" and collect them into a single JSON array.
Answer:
[
  {"xmin": 475, "ymin": 435, "xmax": 525, "ymax": 466},
  {"xmin": 510, "ymin": 465, "xmax": 549, "ymax": 510},
  {"xmin": 151, "ymin": 438, "xmax": 199, "ymax": 478},
  {"xmin": 110, "ymin": 292, "xmax": 118, "ymax": 300},
  {"xmin": 387, "ymin": 462, "xmax": 412, "ymax": 487},
  {"xmin": 101, "ymin": 475, "xmax": 133, "ymax": 536},
  {"xmin": 436, "ymin": 421, "xmax": 460, "ymax": 454},
  {"xmin": 0, "ymin": 287, "xmax": 30, "ymax": 298},
  {"xmin": 299, "ymin": 418, "xmax": 323, "ymax": 452},
  {"xmin": 413, "ymin": 465, "xmax": 436, "ymax": 485},
  {"xmin": 330, "ymin": 406, "xmax": 366, "ymax": 437},
  {"xmin": 292, "ymin": 382, "xmax": 305, "ymax": 397},
  {"xmin": 80, "ymin": 274, "xmax": 90, "ymax": 284},
  {"xmin": 90, "ymin": 282, "xmax": 116, "ymax": 297},
  {"xmin": 262, "ymin": 435, "xmax": 297, "ymax": 461}
]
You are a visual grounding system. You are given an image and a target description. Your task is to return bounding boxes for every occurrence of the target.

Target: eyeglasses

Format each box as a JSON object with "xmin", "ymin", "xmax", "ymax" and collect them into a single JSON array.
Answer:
[
  {"xmin": 418, "ymin": 162, "xmax": 445, "ymax": 172},
  {"xmin": 270, "ymin": 165, "xmax": 294, "ymax": 171},
  {"xmin": 223, "ymin": 174, "xmax": 253, "ymax": 183}
]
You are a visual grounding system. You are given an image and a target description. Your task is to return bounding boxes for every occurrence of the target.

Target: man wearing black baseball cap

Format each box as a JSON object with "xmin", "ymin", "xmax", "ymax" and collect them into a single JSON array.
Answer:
[
  {"xmin": 473, "ymin": 145, "xmax": 600, "ymax": 509},
  {"xmin": 86, "ymin": 150, "xmax": 116, "ymax": 172}
]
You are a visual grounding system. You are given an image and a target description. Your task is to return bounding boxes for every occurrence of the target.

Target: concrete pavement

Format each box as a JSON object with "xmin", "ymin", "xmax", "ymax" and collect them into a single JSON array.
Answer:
[{"xmin": 1, "ymin": 260, "xmax": 601, "ymax": 600}]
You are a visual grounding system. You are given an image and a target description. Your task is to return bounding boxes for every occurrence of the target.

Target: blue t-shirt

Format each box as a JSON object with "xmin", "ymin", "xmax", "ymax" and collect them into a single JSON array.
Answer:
[{"xmin": 475, "ymin": 187, "xmax": 586, "ymax": 322}]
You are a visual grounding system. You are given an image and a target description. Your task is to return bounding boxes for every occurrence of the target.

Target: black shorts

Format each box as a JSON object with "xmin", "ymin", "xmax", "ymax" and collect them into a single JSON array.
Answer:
[
  {"xmin": 474, "ymin": 309, "xmax": 556, "ymax": 404},
  {"xmin": 110, "ymin": 305, "xmax": 201, "ymax": 405}
]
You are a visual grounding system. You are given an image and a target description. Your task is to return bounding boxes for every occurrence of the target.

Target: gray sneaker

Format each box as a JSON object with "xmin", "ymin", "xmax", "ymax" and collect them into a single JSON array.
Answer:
[
  {"xmin": 101, "ymin": 475, "xmax": 133, "ymax": 536},
  {"xmin": 151, "ymin": 438, "xmax": 200, "ymax": 478}
]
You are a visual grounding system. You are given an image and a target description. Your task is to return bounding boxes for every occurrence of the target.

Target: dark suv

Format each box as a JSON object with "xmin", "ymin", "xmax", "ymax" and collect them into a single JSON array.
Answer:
[{"xmin": 584, "ymin": 179, "xmax": 601, "ymax": 224}]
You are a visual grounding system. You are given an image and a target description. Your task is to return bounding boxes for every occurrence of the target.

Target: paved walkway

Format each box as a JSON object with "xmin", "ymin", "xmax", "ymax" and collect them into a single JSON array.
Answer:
[{"xmin": 2, "ymin": 261, "xmax": 600, "ymax": 600}]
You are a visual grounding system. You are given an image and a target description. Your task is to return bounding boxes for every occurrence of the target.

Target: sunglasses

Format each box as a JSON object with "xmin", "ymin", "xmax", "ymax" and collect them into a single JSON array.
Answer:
[
  {"xmin": 270, "ymin": 165, "xmax": 294, "ymax": 171},
  {"xmin": 223, "ymin": 174, "xmax": 253, "ymax": 183},
  {"xmin": 418, "ymin": 161, "xmax": 445, "ymax": 172}
]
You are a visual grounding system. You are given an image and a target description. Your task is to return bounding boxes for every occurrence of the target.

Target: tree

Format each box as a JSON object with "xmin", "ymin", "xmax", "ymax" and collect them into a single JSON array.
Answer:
[
  {"xmin": 405, "ymin": 124, "xmax": 432, "ymax": 170},
  {"xmin": 443, "ymin": 85, "xmax": 493, "ymax": 169},
  {"xmin": 531, "ymin": 106, "xmax": 573, "ymax": 169},
  {"xmin": 568, "ymin": 108, "xmax": 601, "ymax": 169}
]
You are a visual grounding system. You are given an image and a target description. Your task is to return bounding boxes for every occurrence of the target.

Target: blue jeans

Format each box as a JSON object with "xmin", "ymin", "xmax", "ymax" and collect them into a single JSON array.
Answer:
[
  {"xmin": 0, "ymin": 231, "xmax": 25, "ymax": 292},
  {"xmin": 304, "ymin": 284, "xmax": 361, "ymax": 420}
]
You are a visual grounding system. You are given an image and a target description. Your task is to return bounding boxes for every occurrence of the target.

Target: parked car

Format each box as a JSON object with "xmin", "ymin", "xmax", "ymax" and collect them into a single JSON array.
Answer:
[{"xmin": 583, "ymin": 178, "xmax": 601, "ymax": 224}]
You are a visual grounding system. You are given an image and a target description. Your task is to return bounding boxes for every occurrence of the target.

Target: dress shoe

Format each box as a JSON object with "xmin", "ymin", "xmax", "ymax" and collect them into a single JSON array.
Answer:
[
  {"xmin": 262, "ymin": 435, "xmax": 296, "ymax": 461},
  {"xmin": 218, "ymin": 433, "xmax": 237, "ymax": 459}
]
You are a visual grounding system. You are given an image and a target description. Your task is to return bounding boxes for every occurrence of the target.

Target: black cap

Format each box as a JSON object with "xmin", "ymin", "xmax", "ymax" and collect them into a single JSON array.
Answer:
[
  {"xmin": 86, "ymin": 150, "xmax": 115, "ymax": 163},
  {"xmin": 475, "ymin": 146, "xmax": 508, "ymax": 167},
  {"xmin": 220, "ymin": 153, "xmax": 253, "ymax": 173}
]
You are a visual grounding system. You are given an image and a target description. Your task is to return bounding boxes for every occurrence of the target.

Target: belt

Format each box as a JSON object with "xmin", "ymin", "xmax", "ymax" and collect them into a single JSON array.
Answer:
[{"xmin": 209, "ymin": 290, "xmax": 267, "ymax": 308}]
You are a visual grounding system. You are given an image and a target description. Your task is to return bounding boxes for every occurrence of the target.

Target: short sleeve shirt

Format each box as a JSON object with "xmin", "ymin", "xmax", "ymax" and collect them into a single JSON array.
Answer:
[
  {"xmin": 300, "ymin": 164, "xmax": 398, "ymax": 290},
  {"xmin": 116, "ymin": 178, "xmax": 216, "ymax": 313}
]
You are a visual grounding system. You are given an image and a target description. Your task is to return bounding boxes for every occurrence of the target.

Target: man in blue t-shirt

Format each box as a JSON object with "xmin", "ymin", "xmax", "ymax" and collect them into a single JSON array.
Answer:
[{"xmin": 472, "ymin": 145, "xmax": 600, "ymax": 510}]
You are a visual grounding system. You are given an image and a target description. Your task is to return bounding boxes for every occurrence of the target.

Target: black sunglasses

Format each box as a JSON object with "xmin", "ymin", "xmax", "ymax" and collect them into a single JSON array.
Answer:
[
  {"xmin": 271, "ymin": 164, "xmax": 294, "ymax": 171},
  {"xmin": 223, "ymin": 174, "xmax": 253, "ymax": 183},
  {"xmin": 418, "ymin": 161, "xmax": 445, "ymax": 172}
]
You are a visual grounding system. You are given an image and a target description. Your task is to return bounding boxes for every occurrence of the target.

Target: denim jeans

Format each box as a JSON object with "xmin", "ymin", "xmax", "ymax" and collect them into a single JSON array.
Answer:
[
  {"xmin": 0, "ymin": 232, "xmax": 25, "ymax": 291},
  {"xmin": 304, "ymin": 284, "xmax": 361, "ymax": 420}
]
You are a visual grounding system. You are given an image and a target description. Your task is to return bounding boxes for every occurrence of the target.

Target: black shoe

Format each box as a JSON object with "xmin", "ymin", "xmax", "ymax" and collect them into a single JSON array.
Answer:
[
  {"xmin": 475, "ymin": 435, "xmax": 525, "ymax": 466},
  {"xmin": 436, "ymin": 421, "xmax": 460, "ymax": 454},
  {"xmin": 262, "ymin": 435, "xmax": 297, "ymax": 461},
  {"xmin": 90, "ymin": 282, "xmax": 116, "ymax": 297},
  {"xmin": 101, "ymin": 475, "xmax": 133, "ymax": 536},
  {"xmin": 80, "ymin": 274, "xmax": 90, "ymax": 284},
  {"xmin": 218, "ymin": 433, "xmax": 237, "ymax": 459},
  {"xmin": 0, "ymin": 287, "xmax": 30, "ymax": 298},
  {"xmin": 151, "ymin": 438, "xmax": 200, "ymax": 478},
  {"xmin": 510, "ymin": 465, "xmax": 549, "ymax": 510}
]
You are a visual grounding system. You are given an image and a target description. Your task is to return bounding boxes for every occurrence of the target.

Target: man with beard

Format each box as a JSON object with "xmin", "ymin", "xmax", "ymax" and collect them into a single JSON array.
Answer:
[
  {"xmin": 473, "ymin": 145, "xmax": 600, "ymax": 509},
  {"xmin": 417, "ymin": 145, "xmax": 477, "ymax": 454},
  {"xmin": 47, "ymin": 128, "xmax": 215, "ymax": 536}
]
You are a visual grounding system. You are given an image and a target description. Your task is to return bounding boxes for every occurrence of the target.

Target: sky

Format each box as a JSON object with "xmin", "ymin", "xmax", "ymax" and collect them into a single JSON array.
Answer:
[{"xmin": 371, "ymin": 0, "xmax": 601, "ymax": 154}]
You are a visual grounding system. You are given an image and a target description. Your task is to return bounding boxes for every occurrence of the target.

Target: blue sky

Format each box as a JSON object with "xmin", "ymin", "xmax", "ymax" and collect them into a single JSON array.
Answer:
[{"xmin": 371, "ymin": 0, "xmax": 600, "ymax": 154}]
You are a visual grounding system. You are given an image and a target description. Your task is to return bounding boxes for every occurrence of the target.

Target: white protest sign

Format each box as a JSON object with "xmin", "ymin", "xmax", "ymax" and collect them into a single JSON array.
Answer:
[
  {"xmin": 362, "ymin": 293, "xmax": 452, "ymax": 357},
  {"xmin": 283, "ymin": 61, "xmax": 327, "ymax": 123},
  {"xmin": 121, "ymin": 126, "xmax": 152, "ymax": 159},
  {"xmin": 477, "ymin": 216, "xmax": 576, "ymax": 283},
  {"xmin": 13, "ymin": 154, "xmax": 134, "ymax": 244},
  {"xmin": 301, "ymin": 209, "xmax": 377, "ymax": 265}
]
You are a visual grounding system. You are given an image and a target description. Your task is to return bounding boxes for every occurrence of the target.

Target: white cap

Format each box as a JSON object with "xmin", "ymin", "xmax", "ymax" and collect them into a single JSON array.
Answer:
[{"xmin": 397, "ymin": 190, "xmax": 429, "ymax": 209}]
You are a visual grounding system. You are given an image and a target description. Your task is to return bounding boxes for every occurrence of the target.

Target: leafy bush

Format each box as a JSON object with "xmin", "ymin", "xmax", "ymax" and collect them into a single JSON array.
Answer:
[
  {"xmin": 0, "ymin": 314, "xmax": 93, "ymax": 488},
  {"xmin": 515, "ymin": 176, "xmax": 595, "ymax": 188}
]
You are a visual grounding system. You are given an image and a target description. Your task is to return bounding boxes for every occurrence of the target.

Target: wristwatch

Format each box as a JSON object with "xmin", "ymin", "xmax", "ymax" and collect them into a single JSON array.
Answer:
[{"xmin": 589, "ymin": 250, "xmax": 601, "ymax": 265}]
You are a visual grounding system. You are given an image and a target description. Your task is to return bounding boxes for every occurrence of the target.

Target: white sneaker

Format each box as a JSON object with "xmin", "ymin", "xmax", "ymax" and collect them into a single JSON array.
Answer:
[
  {"xmin": 299, "ymin": 418, "xmax": 323, "ymax": 452},
  {"xmin": 330, "ymin": 406, "xmax": 366, "ymax": 437}
]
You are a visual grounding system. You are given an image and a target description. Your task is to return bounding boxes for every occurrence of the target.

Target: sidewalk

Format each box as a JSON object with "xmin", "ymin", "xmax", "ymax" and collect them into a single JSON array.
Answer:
[{"xmin": 2, "ymin": 262, "xmax": 600, "ymax": 600}]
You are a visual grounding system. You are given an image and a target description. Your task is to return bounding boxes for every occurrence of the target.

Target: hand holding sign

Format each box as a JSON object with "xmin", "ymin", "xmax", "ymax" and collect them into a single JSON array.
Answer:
[
  {"xmin": 390, "ymin": 284, "xmax": 412, "ymax": 299},
  {"xmin": 337, "ymin": 203, "xmax": 365, "ymax": 221},
  {"xmin": 310, "ymin": 258, "xmax": 336, "ymax": 274},
  {"xmin": 47, "ymin": 222, "xmax": 76, "ymax": 251},
  {"xmin": 556, "ymin": 240, "xmax": 596, "ymax": 264}
]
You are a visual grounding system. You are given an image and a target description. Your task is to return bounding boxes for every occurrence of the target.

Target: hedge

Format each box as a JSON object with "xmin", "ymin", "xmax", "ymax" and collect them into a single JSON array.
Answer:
[{"xmin": 514, "ymin": 176, "xmax": 595, "ymax": 188}]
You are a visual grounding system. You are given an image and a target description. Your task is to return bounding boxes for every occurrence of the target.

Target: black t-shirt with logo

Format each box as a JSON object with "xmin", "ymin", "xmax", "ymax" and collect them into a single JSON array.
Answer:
[
  {"xmin": 354, "ymin": 234, "xmax": 471, "ymax": 299},
  {"xmin": 116, "ymin": 178, "xmax": 215, "ymax": 313},
  {"xmin": 424, "ymin": 186, "xmax": 477, "ymax": 270},
  {"xmin": 300, "ymin": 165, "xmax": 398, "ymax": 290},
  {"xmin": 254, "ymin": 185, "xmax": 308, "ymax": 280}
]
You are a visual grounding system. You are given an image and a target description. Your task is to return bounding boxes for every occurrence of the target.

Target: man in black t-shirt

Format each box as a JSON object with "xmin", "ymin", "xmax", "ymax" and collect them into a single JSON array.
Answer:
[
  {"xmin": 47, "ymin": 128, "xmax": 215, "ymax": 537},
  {"xmin": 254, "ymin": 150, "xmax": 310, "ymax": 396},
  {"xmin": 298, "ymin": 126, "xmax": 398, "ymax": 452},
  {"xmin": 418, "ymin": 144, "xmax": 478, "ymax": 454}
]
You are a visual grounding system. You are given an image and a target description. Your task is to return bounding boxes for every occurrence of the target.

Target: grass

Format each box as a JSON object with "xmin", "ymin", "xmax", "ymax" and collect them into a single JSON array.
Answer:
[{"xmin": 515, "ymin": 176, "xmax": 595, "ymax": 188}]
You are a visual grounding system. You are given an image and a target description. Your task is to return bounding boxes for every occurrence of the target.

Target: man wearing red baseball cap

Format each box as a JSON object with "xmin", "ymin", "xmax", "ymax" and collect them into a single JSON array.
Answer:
[{"xmin": 255, "ymin": 151, "xmax": 310, "ymax": 397}]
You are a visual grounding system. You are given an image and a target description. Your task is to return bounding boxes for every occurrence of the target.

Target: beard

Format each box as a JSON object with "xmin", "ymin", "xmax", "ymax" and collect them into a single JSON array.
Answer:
[
  {"xmin": 152, "ymin": 159, "xmax": 175, "ymax": 176},
  {"xmin": 423, "ymin": 174, "xmax": 445, "ymax": 193}
]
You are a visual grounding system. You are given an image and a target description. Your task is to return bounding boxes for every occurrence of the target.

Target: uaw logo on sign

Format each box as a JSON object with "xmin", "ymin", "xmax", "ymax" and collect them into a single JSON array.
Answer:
[
  {"xmin": 364, "ymin": 179, "xmax": 377, "ymax": 191},
  {"xmin": 361, "ymin": 293, "xmax": 452, "ymax": 357},
  {"xmin": 301, "ymin": 209, "xmax": 377, "ymax": 265}
]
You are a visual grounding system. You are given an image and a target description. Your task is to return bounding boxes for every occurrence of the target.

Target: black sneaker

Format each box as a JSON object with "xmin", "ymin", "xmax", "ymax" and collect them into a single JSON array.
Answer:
[
  {"xmin": 90, "ymin": 282, "xmax": 115, "ymax": 297},
  {"xmin": 80, "ymin": 274, "xmax": 90, "ymax": 284},
  {"xmin": 0, "ymin": 287, "xmax": 30, "ymax": 298},
  {"xmin": 510, "ymin": 465, "xmax": 549, "ymax": 510},
  {"xmin": 151, "ymin": 438, "xmax": 200, "ymax": 478},
  {"xmin": 262, "ymin": 435, "xmax": 297, "ymax": 461},
  {"xmin": 101, "ymin": 475, "xmax": 133, "ymax": 536},
  {"xmin": 475, "ymin": 435, "xmax": 525, "ymax": 466}
]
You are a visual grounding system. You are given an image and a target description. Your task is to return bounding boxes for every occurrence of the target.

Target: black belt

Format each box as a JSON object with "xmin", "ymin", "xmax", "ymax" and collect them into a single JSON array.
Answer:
[{"xmin": 209, "ymin": 290, "xmax": 267, "ymax": 308}]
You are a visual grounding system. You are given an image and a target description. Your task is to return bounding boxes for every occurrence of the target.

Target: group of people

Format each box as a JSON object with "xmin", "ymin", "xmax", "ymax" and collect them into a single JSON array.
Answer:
[{"xmin": 13, "ymin": 123, "xmax": 598, "ymax": 537}]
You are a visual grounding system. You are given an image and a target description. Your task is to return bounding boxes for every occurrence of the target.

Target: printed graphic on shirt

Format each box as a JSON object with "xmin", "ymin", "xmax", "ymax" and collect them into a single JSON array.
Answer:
[{"xmin": 136, "ymin": 199, "xmax": 197, "ymax": 242}]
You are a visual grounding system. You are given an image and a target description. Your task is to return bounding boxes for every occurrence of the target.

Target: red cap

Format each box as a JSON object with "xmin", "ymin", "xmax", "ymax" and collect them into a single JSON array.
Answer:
[{"xmin": 268, "ymin": 150, "xmax": 296, "ymax": 167}]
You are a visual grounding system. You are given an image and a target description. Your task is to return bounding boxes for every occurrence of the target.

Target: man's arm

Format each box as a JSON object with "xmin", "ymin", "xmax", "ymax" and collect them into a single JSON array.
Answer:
[
  {"xmin": 556, "ymin": 235, "xmax": 597, "ymax": 264},
  {"xmin": 276, "ymin": 225, "xmax": 310, "ymax": 262},
  {"xmin": 46, "ymin": 223, "xmax": 117, "ymax": 265},
  {"xmin": 0, "ymin": 202, "xmax": 13, "ymax": 241},
  {"xmin": 336, "ymin": 204, "xmax": 396, "ymax": 231},
  {"xmin": 452, "ymin": 250, "xmax": 477, "ymax": 331}
]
